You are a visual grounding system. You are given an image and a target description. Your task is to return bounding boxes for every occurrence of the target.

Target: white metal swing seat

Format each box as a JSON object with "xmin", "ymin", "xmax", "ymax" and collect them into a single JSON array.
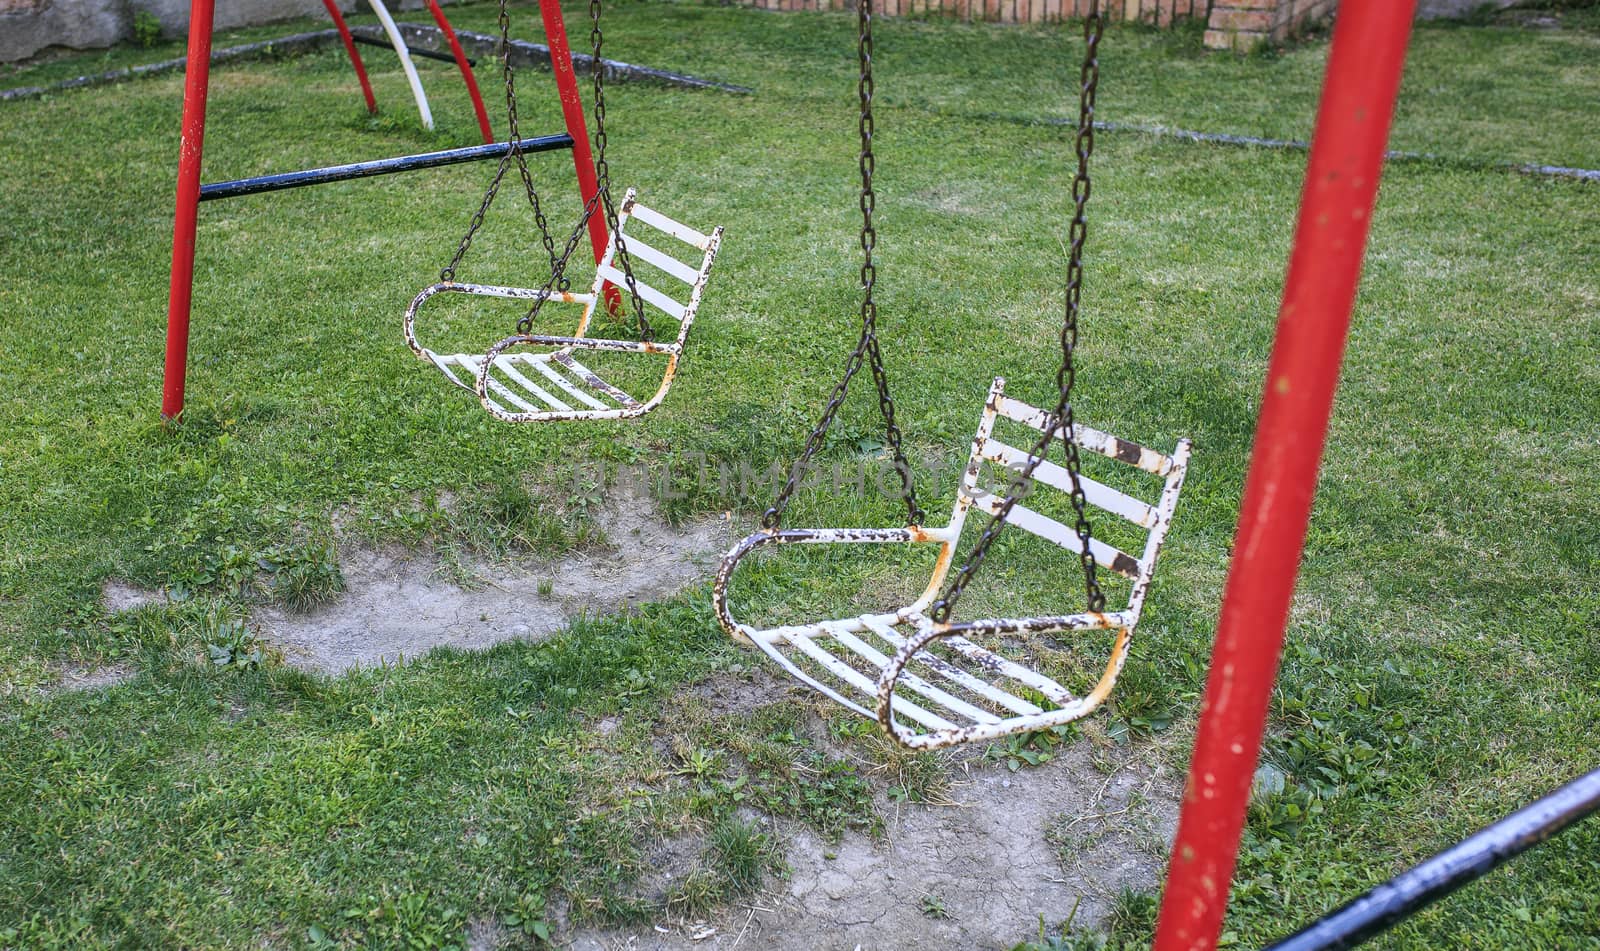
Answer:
[
  {"xmin": 405, "ymin": 188, "xmax": 724, "ymax": 422},
  {"xmin": 714, "ymin": 378, "xmax": 1191, "ymax": 750}
]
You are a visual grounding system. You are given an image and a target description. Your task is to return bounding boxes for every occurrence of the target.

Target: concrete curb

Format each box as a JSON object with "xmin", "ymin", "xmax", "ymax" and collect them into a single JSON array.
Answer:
[{"xmin": 1, "ymin": 23, "xmax": 751, "ymax": 102}]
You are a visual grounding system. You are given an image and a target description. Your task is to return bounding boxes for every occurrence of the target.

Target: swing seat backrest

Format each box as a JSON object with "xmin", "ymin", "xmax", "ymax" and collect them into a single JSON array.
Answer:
[
  {"xmin": 948, "ymin": 378, "xmax": 1191, "ymax": 626},
  {"xmin": 581, "ymin": 189, "xmax": 723, "ymax": 348}
]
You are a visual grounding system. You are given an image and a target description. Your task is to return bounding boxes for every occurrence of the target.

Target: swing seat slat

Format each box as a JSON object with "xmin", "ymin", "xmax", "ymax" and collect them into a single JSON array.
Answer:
[
  {"xmin": 425, "ymin": 350, "xmax": 636, "ymax": 415},
  {"xmin": 978, "ymin": 441, "xmax": 1158, "ymax": 528},
  {"xmin": 714, "ymin": 378, "xmax": 1191, "ymax": 749},
  {"xmin": 626, "ymin": 202, "xmax": 713, "ymax": 250},
  {"xmin": 596, "ymin": 265, "xmax": 689, "ymax": 321},
  {"xmin": 966, "ymin": 493, "xmax": 1142, "ymax": 579},
  {"xmin": 405, "ymin": 188, "xmax": 723, "ymax": 422},
  {"xmin": 995, "ymin": 395, "xmax": 1176, "ymax": 475},
  {"xmin": 623, "ymin": 236, "xmax": 702, "ymax": 285},
  {"xmin": 857, "ymin": 617, "xmax": 1044, "ymax": 716}
]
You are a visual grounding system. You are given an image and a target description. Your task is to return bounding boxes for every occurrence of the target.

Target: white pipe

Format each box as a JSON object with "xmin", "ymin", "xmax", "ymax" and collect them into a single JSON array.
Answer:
[{"xmin": 367, "ymin": 0, "xmax": 433, "ymax": 131}]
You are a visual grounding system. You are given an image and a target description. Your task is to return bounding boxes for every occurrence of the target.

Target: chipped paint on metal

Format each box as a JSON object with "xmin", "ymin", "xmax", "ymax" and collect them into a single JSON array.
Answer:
[
  {"xmin": 994, "ymin": 394, "xmax": 1174, "ymax": 475},
  {"xmin": 551, "ymin": 351, "xmax": 641, "ymax": 408},
  {"xmin": 406, "ymin": 188, "xmax": 722, "ymax": 423},
  {"xmin": 715, "ymin": 377, "xmax": 1192, "ymax": 750}
]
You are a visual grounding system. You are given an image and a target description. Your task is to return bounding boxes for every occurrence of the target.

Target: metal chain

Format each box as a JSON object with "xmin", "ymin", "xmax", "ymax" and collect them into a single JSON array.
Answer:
[
  {"xmin": 517, "ymin": 187, "xmax": 606, "ymax": 334},
  {"xmin": 928, "ymin": 4, "xmax": 1106, "ymax": 624},
  {"xmin": 589, "ymin": 0, "xmax": 651, "ymax": 341},
  {"xmin": 440, "ymin": 0, "xmax": 564, "ymax": 287},
  {"xmin": 441, "ymin": 153, "xmax": 509, "ymax": 282},
  {"xmin": 512, "ymin": 151, "xmax": 568, "ymax": 291},
  {"xmin": 762, "ymin": 0, "xmax": 923, "ymax": 531},
  {"xmin": 499, "ymin": 0, "xmax": 565, "ymax": 291}
]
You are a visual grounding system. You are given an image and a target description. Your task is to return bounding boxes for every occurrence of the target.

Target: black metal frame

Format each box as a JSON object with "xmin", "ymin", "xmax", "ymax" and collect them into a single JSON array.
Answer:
[
  {"xmin": 349, "ymin": 31, "xmax": 475, "ymax": 67},
  {"xmin": 198, "ymin": 134, "xmax": 572, "ymax": 202},
  {"xmin": 1266, "ymin": 766, "xmax": 1600, "ymax": 951}
]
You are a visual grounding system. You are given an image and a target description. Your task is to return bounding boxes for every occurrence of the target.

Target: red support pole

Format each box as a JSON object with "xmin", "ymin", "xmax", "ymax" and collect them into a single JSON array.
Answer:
[
  {"xmin": 536, "ymin": 0, "xmax": 614, "ymax": 305},
  {"xmin": 322, "ymin": 0, "xmax": 378, "ymax": 115},
  {"xmin": 160, "ymin": 0, "xmax": 217, "ymax": 422},
  {"xmin": 425, "ymin": 0, "xmax": 494, "ymax": 144},
  {"xmin": 1151, "ymin": 2, "xmax": 1418, "ymax": 948}
]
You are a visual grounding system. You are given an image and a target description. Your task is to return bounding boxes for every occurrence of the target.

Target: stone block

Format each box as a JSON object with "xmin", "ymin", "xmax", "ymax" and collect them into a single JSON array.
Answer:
[
  {"xmin": 1210, "ymin": 8, "xmax": 1272, "ymax": 31},
  {"xmin": 1203, "ymin": 27, "xmax": 1267, "ymax": 51},
  {"xmin": 1, "ymin": 0, "xmax": 127, "ymax": 61}
]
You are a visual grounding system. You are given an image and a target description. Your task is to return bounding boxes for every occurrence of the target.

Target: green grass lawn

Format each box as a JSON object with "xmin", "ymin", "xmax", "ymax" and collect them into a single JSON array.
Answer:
[{"xmin": 1, "ymin": 2, "xmax": 1597, "ymax": 948}]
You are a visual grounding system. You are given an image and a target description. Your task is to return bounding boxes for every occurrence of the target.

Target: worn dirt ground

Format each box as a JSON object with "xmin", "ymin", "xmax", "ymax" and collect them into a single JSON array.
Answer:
[
  {"xmin": 568, "ymin": 754, "xmax": 1176, "ymax": 950},
  {"xmin": 94, "ymin": 492, "xmax": 1176, "ymax": 950},
  {"xmin": 264, "ymin": 487, "xmax": 732, "ymax": 672},
  {"xmin": 567, "ymin": 678, "xmax": 1179, "ymax": 951},
  {"xmin": 96, "ymin": 485, "xmax": 733, "ymax": 676}
]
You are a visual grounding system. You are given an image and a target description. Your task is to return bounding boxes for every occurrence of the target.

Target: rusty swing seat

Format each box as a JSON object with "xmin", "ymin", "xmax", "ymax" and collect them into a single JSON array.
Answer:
[
  {"xmin": 714, "ymin": 378, "xmax": 1190, "ymax": 750},
  {"xmin": 405, "ymin": 189, "xmax": 724, "ymax": 422}
]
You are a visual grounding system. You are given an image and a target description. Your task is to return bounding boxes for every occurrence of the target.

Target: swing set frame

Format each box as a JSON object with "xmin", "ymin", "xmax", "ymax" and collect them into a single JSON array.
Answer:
[
  {"xmin": 150, "ymin": 0, "xmax": 1594, "ymax": 941},
  {"xmin": 158, "ymin": 0, "xmax": 611, "ymax": 422}
]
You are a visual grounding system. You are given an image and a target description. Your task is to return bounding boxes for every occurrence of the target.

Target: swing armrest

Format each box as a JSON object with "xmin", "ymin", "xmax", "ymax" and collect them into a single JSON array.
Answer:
[
  {"xmin": 712, "ymin": 527, "xmax": 952, "ymax": 645},
  {"xmin": 941, "ymin": 612, "xmax": 1131, "ymax": 637},
  {"xmin": 490, "ymin": 334, "xmax": 682, "ymax": 356},
  {"xmin": 875, "ymin": 615, "xmax": 1135, "ymax": 750},
  {"xmin": 404, "ymin": 282, "xmax": 596, "ymax": 357}
]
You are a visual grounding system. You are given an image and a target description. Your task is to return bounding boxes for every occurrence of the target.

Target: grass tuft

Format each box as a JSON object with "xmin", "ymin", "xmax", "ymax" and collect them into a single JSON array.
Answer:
[{"xmin": 269, "ymin": 542, "xmax": 345, "ymax": 612}]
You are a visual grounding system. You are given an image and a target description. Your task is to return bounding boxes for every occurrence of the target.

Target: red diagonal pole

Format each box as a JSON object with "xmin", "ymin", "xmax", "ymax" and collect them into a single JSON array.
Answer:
[
  {"xmin": 322, "ymin": 0, "xmax": 378, "ymax": 115},
  {"xmin": 1151, "ymin": 2, "xmax": 1418, "ymax": 948},
  {"xmin": 537, "ymin": 0, "xmax": 608, "ymax": 267},
  {"xmin": 160, "ymin": 0, "xmax": 216, "ymax": 421},
  {"xmin": 426, "ymin": 0, "xmax": 494, "ymax": 144},
  {"xmin": 536, "ymin": 0, "xmax": 617, "ymax": 309}
]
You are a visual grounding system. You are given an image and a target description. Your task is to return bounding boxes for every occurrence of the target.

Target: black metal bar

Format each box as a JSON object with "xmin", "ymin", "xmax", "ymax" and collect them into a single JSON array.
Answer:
[
  {"xmin": 444, "ymin": 26, "xmax": 753, "ymax": 94},
  {"xmin": 350, "ymin": 31, "xmax": 474, "ymax": 66},
  {"xmin": 198, "ymin": 136, "xmax": 573, "ymax": 202},
  {"xmin": 1265, "ymin": 766, "xmax": 1600, "ymax": 951}
]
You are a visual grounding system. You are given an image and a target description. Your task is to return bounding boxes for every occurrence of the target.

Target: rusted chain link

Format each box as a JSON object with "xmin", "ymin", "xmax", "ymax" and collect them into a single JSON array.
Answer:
[
  {"xmin": 516, "ymin": 188, "xmax": 604, "ymax": 334},
  {"xmin": 928, "ymin": 3, "xmax": 1106, "ymax": 623},
  {"xmin": 440, "ymin": 152, "xmax": 509, "ymax": 282},
  {"xmin": 857, "ymin": 4, "xmax": 923, "ymax": 527},
  {"xmin": 761, "ymin": 0, "xmax": 923, "ymax": 531},
  {"xmin": 589, "ymin": 0, "xmax": 651, "ymax": 341},
  {"xmin": 442, "ymin": 0, "xmax": 563, "ymax": 285}
]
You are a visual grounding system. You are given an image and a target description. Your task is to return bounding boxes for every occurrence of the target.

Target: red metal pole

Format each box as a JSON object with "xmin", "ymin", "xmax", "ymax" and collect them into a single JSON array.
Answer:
[
  {"xmin": 1151, "ymin": 2, "xmax": 1418, "ymax": 948},
  {"xmin": 160, "ymin": 0, "xmax": 217, "ymax": 422},
  {"xmin": 535, "ymin": 0, "xmax": 616, "ymax": 308},
  {"xmin": 425, "ymin": 0, "xmax": 494, "ymax": 144},
  {"xmin": 322, "ymin": 0, "xmax": 378, "ymax": 115}
]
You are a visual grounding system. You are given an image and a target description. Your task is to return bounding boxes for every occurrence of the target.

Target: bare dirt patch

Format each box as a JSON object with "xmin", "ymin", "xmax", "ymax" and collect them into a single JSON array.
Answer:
[
  {"xmin": 33, "ymin": 661, "xmax": 137, "ymax": 696},
  {"xmin": 766, "ymin": 751, "xmax": 1173, "ymax": 949},
  {"xmin": 467, "ymin": 915, "xmax": 511, "ymax": 951},
  {"xmin": 259, "ymin": 486, "xmax": 733, "ymax": 673},
  {"xmin": 631, "ymin": 833, "xmax": 716, "ymax": 907},
  {"xmin": 100, "ymin": 579, "xmax": 165, "ymax": 614},
  {"xmin": 684, "ymin": 665, "xmax": 806, "ymax": 719},
  {"xmin": 570, "ymin": 728, "xmax": 1178, "ymax": 950}
]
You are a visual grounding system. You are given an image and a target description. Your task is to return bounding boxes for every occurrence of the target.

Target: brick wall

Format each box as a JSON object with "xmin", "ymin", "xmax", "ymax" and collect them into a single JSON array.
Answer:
[
  {"xmin": 725, "ymin": 0, "xmax": 1339, "ymax": 46},
  {"xmin": 1204, "ymin": 0, "xmax": 1338, "ymax": 50}
]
